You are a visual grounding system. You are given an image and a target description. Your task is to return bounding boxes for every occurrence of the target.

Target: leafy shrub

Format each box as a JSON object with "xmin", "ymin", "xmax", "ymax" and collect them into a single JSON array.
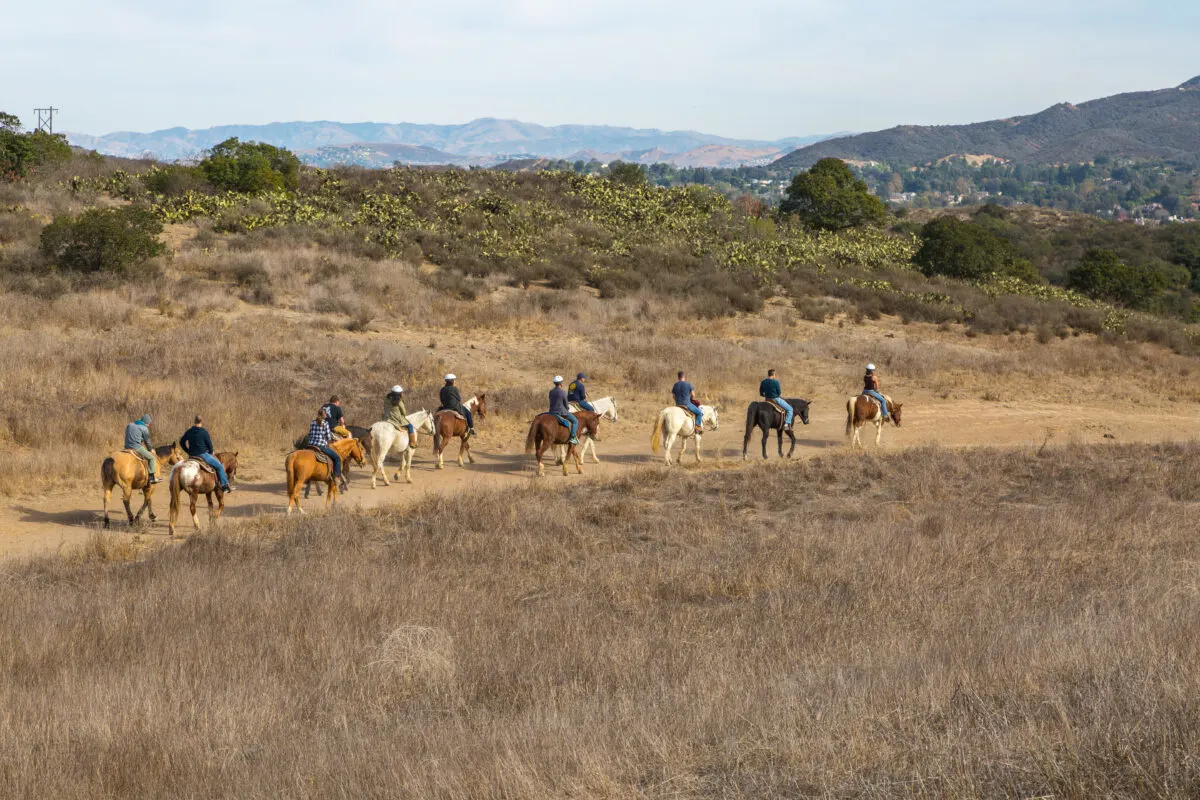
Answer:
[
  {"xmin": 780, "ymin": 158, "xmax": 887, "ymax": 231},
  {"xmin": 607, "ymin": 161, "xmax": 647, "ymax": 187},
  {"xmin": 916, "ymin": 216, "xmax": 1040, "ymax": 283},
  {"xmin": 199, "ymin": 138, "xmax": 301, "ymax": 193},
  {"xmin": 143, "ymin": 165, "xmax": 210, "ymax": 197},
  {"xmin": 39, "ymin": 206, "xmax": 166, "ymax": 275},
  {"xmin": 1067, "ymin": 249, "xmax": 1166, "ymax": 309},
  {"xmin": 0, "ymin": 113, "xmax": 72, "ymax": 181}
]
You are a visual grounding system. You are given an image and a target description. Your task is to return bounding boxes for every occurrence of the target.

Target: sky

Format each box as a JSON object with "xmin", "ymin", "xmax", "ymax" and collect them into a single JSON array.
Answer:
[{"xmin": 4, "ymin": 0, "xmax": 1200, "ymax": 140}]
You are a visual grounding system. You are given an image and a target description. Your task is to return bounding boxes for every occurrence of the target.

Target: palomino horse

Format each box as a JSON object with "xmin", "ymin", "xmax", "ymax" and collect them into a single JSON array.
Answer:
[
  {"xmin": 102, "ymin": 443, "xmax": 184, "ymax": 528},
  {"xmin": 525, "ymin": 410, "xmax": 600, "ymax": 477},
  {"xmin": 650, "ymin": 405, "xmax": 719, "ymax": 466},
  {"xmin": 846, "ymin": 394, "xmax": 904, "ymax": 447},
  {"xmin": 742, "ymin": 398, "xmax": 812, "ymax": 460},
  {"xmin": 558, "ymin": 397, "xmax": 620, "ymax": 465},
  {"xmin": 432, "ymin": 394, "xmax": 487, "ymax": 470},
  {"xmin": 285, "ymin": 437, "xmax": 366, "ymax": 513},
  {"xmin": 368, "ymin": 410, "xmax": 435, "ymax": 488},
  {"xmin": 167, "ymin": 452, "xmax": 238, "ymax": 537}
]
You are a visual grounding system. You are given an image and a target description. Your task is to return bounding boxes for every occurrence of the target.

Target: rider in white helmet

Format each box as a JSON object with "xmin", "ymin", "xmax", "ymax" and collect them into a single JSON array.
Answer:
[
  {"xmin": 863, "ymin": 363, "xmax": 889, "ymax": 420},
  {"xmin": 548, "ymin": 375, "xmax": 579, "ymax": 445},
  {"xmin": 438, "ymin": 373, "xmax": 475, "ymax": 436},
  {"xmin": 384, "ymin": 385, "xmax": 413, "ymax": 437}
]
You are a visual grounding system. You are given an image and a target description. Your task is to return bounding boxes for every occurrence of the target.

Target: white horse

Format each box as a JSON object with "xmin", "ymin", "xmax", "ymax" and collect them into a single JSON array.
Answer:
[
  {"xmin": 368, "ymin": 410, "xmax": 435, "ymax": 487},
  {"xmin": 556, "ymin": 397, "xmax": 620, "ymax": 465},
  {"xmin": 650, "ymin": 405, "xmax": 719, "ymax": 466}
]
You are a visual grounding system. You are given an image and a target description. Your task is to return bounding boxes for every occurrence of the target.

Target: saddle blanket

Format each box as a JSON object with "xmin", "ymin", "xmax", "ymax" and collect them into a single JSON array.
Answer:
[
  {"xmin": 187, "ymin": 457, "xmax": 217, "ymax": 475},
  {"xmin": 123, "ymin": 448, "xmax": 149, "ymax": 463},
  {"xmin": 303, "ymin": 446, "xmax": 334, "ymax": 466},
  {"xmin": 675, "ymin": 404, "xmax": 697, "ymax": 421},
  {"xmin": 438, "ymin": 409, "xmax": 467, "ymax": 422},
  {"xmin": 766, "ymin": 399, "xmax": 787, "ymax": 415},
  {"xmin": 536, "ymin": 412, "xmax": 572, "ymax": 428}
]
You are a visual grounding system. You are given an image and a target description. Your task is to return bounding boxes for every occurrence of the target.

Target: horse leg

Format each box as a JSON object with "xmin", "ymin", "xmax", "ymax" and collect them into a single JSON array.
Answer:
[
  {"xmin": 761, "ymin": 424, "xmax": 770, "ymax": 460},
  {"xmin": 875, "ymin": 419, "xmax": 883, "ymax": 446},
  {"xmin": 436, "ymin": 440, "xmax": 445, "ymax": 470},
  {"xmin": 786, "ymin": 429, "xmax": 797, "ymax": 458},
  {"xmin": 777, "ymin": 427, "xmax": 784, "ymax": 458},
  {"xmin": 213, "ymin": 488, "xmax": 224, "ymax": 523},
  {"xmin": 742, "ymin": 424, "xmax": 753, "ymax": 460},
  {"xmin": 191, "ymin": 490, "xmax": 201, "ymax": 531},
  {"xmin": 555, "ymin": 444, "xmax": 565, "ymax": 466},
  {"xmin": 465, "ymin": 434, "xmax": 476, "ymax": 464},
  {"xmin": 103, "ymin": 484, "xmax": 113, "ymax": 528},
  {"xmin": 663, "ymin": 430, "xmax": 676, "ymax": 466},
  {"xmin": 572, "ymin": 443, "xmax": 583, "ymax": 475},
  {"xmin": 402, "ymin": 448, "xmax": 413, "ymax": 484},
  {"xmin": 327, "ymin": 479, "xmax": 337, "ymax": 509},
  {"xmin": 694, "ymin": 433, "xmax": 703, "ymax": 463},
  {"xmin": 588, "ymin": 437, "xmax": 600, "ymax": 464}
]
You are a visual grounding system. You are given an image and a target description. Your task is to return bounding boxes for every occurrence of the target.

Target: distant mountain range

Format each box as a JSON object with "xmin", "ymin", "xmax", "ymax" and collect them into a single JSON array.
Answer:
[
  {"xmin": 773, "ymin": 77, "xmax": 1200, "ymax": 171},
  {"xmin": 66, "ymin": 119, "xmax": 839, "ymax": 169}
]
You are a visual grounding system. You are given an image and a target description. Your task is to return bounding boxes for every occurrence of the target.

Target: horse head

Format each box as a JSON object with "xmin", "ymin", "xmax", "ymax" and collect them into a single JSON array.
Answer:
[
  {"xmin": 794, "ymin": 399, "xmax": 812, "ymax": 426},
  {"xmin": 890, "ymin": 403, "xmax": 903, "ymax": 426},
  {"xmin": 581, "ymin": 412, "xmax": 601, "ymax": 438},
  {"xmin": 602, "ymin": 397, "xmax": 619, "ymax": 423},
  {"xmin": 416, "ymin": 410, "xmax": 436, "ymax": 435},
  {"xmin": 703, "ymin": 406, "xmax": 719, "ymax": 432},
  {"xmin": 349, "ymin": 438, "xmax": 367, "ymax": 465},
  {"xmin": 160, "ymin": 443, "xmax": 185, "ymax": 468},
  {"xmin": 219, "ymin": 451, "xmax": 239, "ymax": 479},
  {"xmin": 473, "ymin": 393, "xmax": 487, "ymax": 420}
]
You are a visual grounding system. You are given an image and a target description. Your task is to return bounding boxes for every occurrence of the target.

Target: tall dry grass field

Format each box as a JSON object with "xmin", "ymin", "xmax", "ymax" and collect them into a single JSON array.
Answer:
[{"xmin": 2, "ymin": 443, "xmax": 1198, "ymax": 798}]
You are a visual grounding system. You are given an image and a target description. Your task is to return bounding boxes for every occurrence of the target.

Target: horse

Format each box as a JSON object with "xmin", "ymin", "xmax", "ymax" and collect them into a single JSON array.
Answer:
[
  {"xmin": 284, "ymin": 437, "xmax": 366, "ymax": 514},
  {"xmin": 557, "ymin": 397, "xmax": 620, "ymax": 465},
  {"xmin": 650, "ymin": 405, "xmax": 719, "ymax": 466},
  {"xmin": 167, "ymin": 452, "xmax": 239, "ymax": 537},
  {"xmin": 525, "ymin": 410, "xmax": 601, "ymax": 477},
  {"xmin": 846, "ymin": 394, "xmax": 904, "ymax": 447},
  {"xmin": 102, "ymin": 443, "xmax": 185, "ymax": 528},
  {"xmin": 368, "ymin": 410, "xmax": 435, "ymax": 488},
  {"xmin": 432, "ymin": 394, "xmax": 487, "ymax": 469},
  {"xmin": 295, "ymin": 425, "xmax": 372, "ymax": 472},
  {"xmin": 742, "ymin": 398, "xmax": 812, "ymax": 460}
]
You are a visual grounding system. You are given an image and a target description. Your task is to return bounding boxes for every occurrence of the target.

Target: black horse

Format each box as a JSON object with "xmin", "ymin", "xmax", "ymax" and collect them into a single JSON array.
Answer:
[{"xmin": 742, "ymin": 398, "xmax": 812, "ymax": 459}]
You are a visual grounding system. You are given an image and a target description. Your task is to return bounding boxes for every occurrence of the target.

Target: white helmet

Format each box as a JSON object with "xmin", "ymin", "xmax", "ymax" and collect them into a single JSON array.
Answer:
[
  {"xmin": 444, "ymin": 373, "xmax": 456, "ymax": 381},
  {"xmin": 391, "ymin": 385, "xmax": 403, "ymax": 393},
  {"xmin": 866, "ymin": 363, "xmax": 876, "ymax": 371},
  {"xmin": 553, "ymin": 375, "xmax": 564, "ymax": 384}
]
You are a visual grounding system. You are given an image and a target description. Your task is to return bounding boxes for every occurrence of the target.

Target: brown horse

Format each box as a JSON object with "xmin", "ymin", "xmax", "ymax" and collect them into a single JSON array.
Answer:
[
  {"xmin": 285, "ymin": 437, "xmax": 366, "ymax": 514},
  {"xmin": 102, "ymin": 443, "xmax": 185, "ymax": 528},
  {"xmin": 524, "ymin": 410, "xmax": 600, "ymax": 477},
  {"xmin": 846, "ymin": 394, "xmax": 904, "ymax": 447},
  {"xmin": 168, "ymin": 452, "xmax": 239, "ymax": 537},
  {"xmin": 432, "ymin": 394, "xmax": 487, "ymax": 469}
]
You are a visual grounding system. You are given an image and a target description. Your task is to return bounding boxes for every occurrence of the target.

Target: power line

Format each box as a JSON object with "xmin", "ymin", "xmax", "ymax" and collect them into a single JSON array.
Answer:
[{"xmin": 34, "ymin": 107, "xmax": 58, "ymax": 134}]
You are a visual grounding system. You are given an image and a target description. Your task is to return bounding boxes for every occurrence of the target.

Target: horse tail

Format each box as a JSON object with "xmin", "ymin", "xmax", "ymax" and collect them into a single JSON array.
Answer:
[
  {"xmin": 101, "ymin": 457, "xmax": 117, "ymax": 488},
  {"xmin": 433, "ymin": 418, "xmax": 443, "ymax": 454},
  {"xmin": 169, "ymin": 465, "xmax": 182, "ymax": 517},
  {"xmin": 651, "ymin": 412, "xmax": 664, "ymax": 454},
  {"xmin": 524, "ymin": 420, "xmax": 538, "ymax": 454},
  {"xmin": 285, "ymin": 453, "xmax": 297, "ymax": 499},
  {"xmin": 745, "ymin": 403, "xmax": 758, "ymax": 434},
  {"xmin": 845, "ymin": 398, "xmax": 855, "ymax": 438}
]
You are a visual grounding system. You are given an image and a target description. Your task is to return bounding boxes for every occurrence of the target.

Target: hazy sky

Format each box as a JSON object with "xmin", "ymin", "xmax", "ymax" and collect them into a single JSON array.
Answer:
[{"xmin": 4, "ymin": 0, "xmax": 1199, "ymax": 139}]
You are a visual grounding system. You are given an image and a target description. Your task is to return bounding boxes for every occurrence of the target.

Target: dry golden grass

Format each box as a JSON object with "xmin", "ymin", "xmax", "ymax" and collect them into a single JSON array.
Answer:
[{"xmin": 1, "ymin": 443, "xmax": 1198, "ymax": 797}]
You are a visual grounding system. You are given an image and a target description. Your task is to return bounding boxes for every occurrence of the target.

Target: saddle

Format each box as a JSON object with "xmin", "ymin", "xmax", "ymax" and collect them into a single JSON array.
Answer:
[
  {"xmin": 304, "ymin": 446, "xmax": 334, "ymax": 466},
  {"xmin": 537, "ymin": 412, "xmax": 572, "ymax": 429},
  {"xmin": 123, "ymin": 448, "xmax": 149, "ymax": 463},
  {"xmin": 187, "ymin": 457, "xmax": 217, "ymax": 475},
  {"xmin": 676, "ymin": 404, "xmax": 697, "ymax": 422},
  {"xmin": 766, "ymin": 398, "xmax": 786, "ymax": 417},
  {"xmin": 437, "ymin": 409, "xmax": 467, "ymax": 422}
]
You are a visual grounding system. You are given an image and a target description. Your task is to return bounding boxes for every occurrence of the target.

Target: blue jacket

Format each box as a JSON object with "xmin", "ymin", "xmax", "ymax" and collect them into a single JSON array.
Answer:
[
  {"xmin": 759, "ymin": 378, "xmax": 782, "ymax": 400},
  {"xmin": 671, "ymin": 381, "xmax": 694, "ymax": 406},
  {"xmin": 179, "ymin": 426, "xmax": 214, "ymax": 457},
  {"xmin": 124, "ymin": 418, "xmax": 151, "ymax": 450},
  {"xmin": 567, "ymin": 379, "xmax": 587, "ymax": 402},
  {"xmin": 548, "ymin": 387, "xmax": 571, "ymax": 416}
]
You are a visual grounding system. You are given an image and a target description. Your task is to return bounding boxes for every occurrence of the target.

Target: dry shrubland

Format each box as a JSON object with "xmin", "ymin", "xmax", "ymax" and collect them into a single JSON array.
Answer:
[{"xmin": 1, "ymin": 443, "xmax": 1198, "ymax": 798}]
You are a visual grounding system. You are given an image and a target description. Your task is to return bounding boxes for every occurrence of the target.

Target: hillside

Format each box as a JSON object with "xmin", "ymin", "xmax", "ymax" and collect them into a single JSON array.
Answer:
[
  {"xmin": 67, "ymin": 119, "xmax": 834, "ymax": 167},
  {"xmin": 775, "ymin": 77, "xmax": 1200, "ymax": 169}
]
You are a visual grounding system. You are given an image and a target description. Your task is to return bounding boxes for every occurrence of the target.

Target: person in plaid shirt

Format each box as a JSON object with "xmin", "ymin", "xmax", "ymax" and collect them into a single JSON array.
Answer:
[{"xmin": 307, "ymin": 408, "xmax": 345, "ymax": 489}]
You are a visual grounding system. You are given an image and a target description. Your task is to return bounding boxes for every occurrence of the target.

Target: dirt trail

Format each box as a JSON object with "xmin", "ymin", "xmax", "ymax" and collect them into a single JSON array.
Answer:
[{"xmin": 1, "ymin": 396, "xmax": 1194, "ymax": 562}]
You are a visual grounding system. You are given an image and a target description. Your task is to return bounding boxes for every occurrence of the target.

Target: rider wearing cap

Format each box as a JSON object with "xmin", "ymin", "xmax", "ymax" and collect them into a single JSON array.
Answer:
[
  {"xmin": 862, "ymin": 363, "xmax": 889, "ymax": 420},
  {"xmin": 759, "ymin": 368, "xmax": 794, "ymax": 431},
  {"xmin": 124, "ymin": 413, "xmax": 159, "ymax": 484},
  {"xmin": 567, "ymin": 372, "xmax": 594, "ymax": 413},
  {"xmin": 384, "ymin": 385, "xmax": 414, "ymax": 437},
  {"xmin": 439, "ymin": 374, "xmax": 475, "ymax": 436},
  {"xmin": 549, "ymin": 376, "xmax": 579, "ymax": 445}
]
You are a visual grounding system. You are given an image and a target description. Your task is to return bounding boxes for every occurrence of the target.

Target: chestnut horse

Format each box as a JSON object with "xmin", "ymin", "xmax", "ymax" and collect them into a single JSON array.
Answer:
[
  {"xmin": 524, "ymin": 410, "xmax": 600, "ymax": 477},
  {"xmin": 168, "ymin": 452, "xmax": 239, "ymax": 537},
  {"xmin": 285, "ymin": 437, "xmax": 366, "ymax": 514},
  {"xmin": 432, "ymin": 394, "xmax": 486, "ymax": 469},
  {"xmin": 846, "ymin": 394, "xmax": 904, "ymax": 447},
  {"xmin": 102, "ymin": 443, "xmax": 184, "ymax": 528}
]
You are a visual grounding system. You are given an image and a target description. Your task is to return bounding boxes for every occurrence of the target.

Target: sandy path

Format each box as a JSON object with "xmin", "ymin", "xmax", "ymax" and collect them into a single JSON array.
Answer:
[{"xmin": 1, "ymin": 395, "xmax": 1194, "ymax": 563}]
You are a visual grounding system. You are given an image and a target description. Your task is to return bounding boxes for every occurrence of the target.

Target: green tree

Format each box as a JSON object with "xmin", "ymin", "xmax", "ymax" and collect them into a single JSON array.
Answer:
[
  {"xmin": 915, "ymin": 216, "xmax": 1041, "ymax": 283},
  {"xmin": 198, "ymin": 137, "xmax": 301, "ymax": 193},
  {"xmin": 0, "ymin": 112, "xmax": 72, "ymax": 180},
  {"xmin": 40, "ymin": 206, "xmax": 166, "ymax": 274},
  {"xmin": 780, "ymin": 158, "xmax": 886, "ymax": 230},
  {"xmin": 607, "ymin": 161, "xmax": 647, "ymax": 187},
  {"xmin": 1067, "ymin": 248, "xmax": 1166, "ymax": 308}
]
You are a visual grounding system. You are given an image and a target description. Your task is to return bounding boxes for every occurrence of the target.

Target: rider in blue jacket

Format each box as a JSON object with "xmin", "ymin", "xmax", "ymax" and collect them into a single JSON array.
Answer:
[{"xmin": 567, "ymin": 372, "xmax": 595, "ymax": 413}]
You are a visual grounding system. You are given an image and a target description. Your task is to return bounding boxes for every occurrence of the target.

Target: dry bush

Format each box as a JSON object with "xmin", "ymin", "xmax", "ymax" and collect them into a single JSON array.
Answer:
[{"xmin": 1, "ymin": 444, "xmax": 1199, "ymax": 797}]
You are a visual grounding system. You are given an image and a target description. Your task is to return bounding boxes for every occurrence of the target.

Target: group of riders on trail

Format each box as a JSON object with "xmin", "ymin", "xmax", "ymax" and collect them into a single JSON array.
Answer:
[{"xmin": 123, "ymin": 413, "xmax": 235, "ymax": 494}]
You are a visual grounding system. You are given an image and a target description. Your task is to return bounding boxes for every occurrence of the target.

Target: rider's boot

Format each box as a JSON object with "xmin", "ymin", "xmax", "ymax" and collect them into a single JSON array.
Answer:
[
  {"xmin": 222, "ymin": 485, "xmax": 235, "ymax": 494},
  {"xmin": 468, "ymin": 428, "xmax": 477, "ymax": 437},
  {"xmin": 148, "ymin": 474, "xmax": 159, "ymax": 484}
]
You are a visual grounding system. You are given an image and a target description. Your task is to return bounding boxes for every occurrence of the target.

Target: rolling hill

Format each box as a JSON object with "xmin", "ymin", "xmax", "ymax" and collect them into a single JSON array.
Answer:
[
  {"xmin": 66, "ymin": 119, "xmax": 835, "ymax": 167},
  {"xmin": 773, "ymin": 76, "xmax": 1200, "ymax": 170}
]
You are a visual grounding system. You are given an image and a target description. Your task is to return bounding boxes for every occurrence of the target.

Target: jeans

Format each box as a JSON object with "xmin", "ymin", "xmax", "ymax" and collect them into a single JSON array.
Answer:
[
  {"xmin": 557, "ymin": 412, "xmax": 579, "ymax": 439},
  {"xmin": 863, "ymin": 390, "xmax": 888, "ymax": 417},
  {"xmin": 131, "ymin": 444, "xmax": 157, "ymax": 476},
  {"xmin": 576, "ymin": 400, "xmax": 595, "ymax": 413},
  {"xmin": 463, "ymin": 408, "xmax": 474, "ymax": 430},
  {"xmin": 318, "ymin": 445, "xmax": 343, "ymax": 478},
  {"xmin": 770, "ymin": 397, "xmax": 794, "ymax": 425},
  {"xmin": 681, "ymin": 402, "xmax": 703, "ymax": 429},
  {"xmin": 197, "ymin": 453, "xmax": 230, "ymax": 488},
  {"xmin": 406, "ymin": 424, "xmax": 415, "ymax": 436}
]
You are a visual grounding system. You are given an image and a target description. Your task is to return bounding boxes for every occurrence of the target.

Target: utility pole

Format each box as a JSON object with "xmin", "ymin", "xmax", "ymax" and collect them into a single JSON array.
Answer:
[{"xmin": 34, "ymin": 107, "xmax": 58, "ymax": 134}]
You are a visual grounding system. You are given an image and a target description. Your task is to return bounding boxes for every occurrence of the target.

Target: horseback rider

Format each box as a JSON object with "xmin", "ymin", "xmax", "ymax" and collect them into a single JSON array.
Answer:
[
  {"xmin": 567, "ymin": 372, "xmax": 595, "ymax": 413},
  {"xmin": 322, "ymin": 395, "xmax": 351, "ymax": 439},
  {"xmin": 179, "ymin": 415, "xmax": 234, "ymax": 493},
  {"xmin": 308, "ymin": 408, "xmax": 347, "ymax": 492},
  {"xmin": 549, "ymin": 376, "xmax": 580, "ymax": 446},
  {"xmin": 759, "ymin": 368, "xmax": 794, "ymax": 431},
  {"xmin": 384, "ymin": 385, "xmax": 414, "ymax": 438},
  {"xmin": 862, "ymin": 363, "xmax": 890, "ymax": 420},
  {"xmin": 439, "ymin": 374, "xmax": 475, "ymax": 436},
  {"xmin": 124, "ymin": 413, "xmax": 159, "ymax": 484},
  {"xmin": 671, "ymin": 371, "xmax": 703, "ymax": 430}
]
